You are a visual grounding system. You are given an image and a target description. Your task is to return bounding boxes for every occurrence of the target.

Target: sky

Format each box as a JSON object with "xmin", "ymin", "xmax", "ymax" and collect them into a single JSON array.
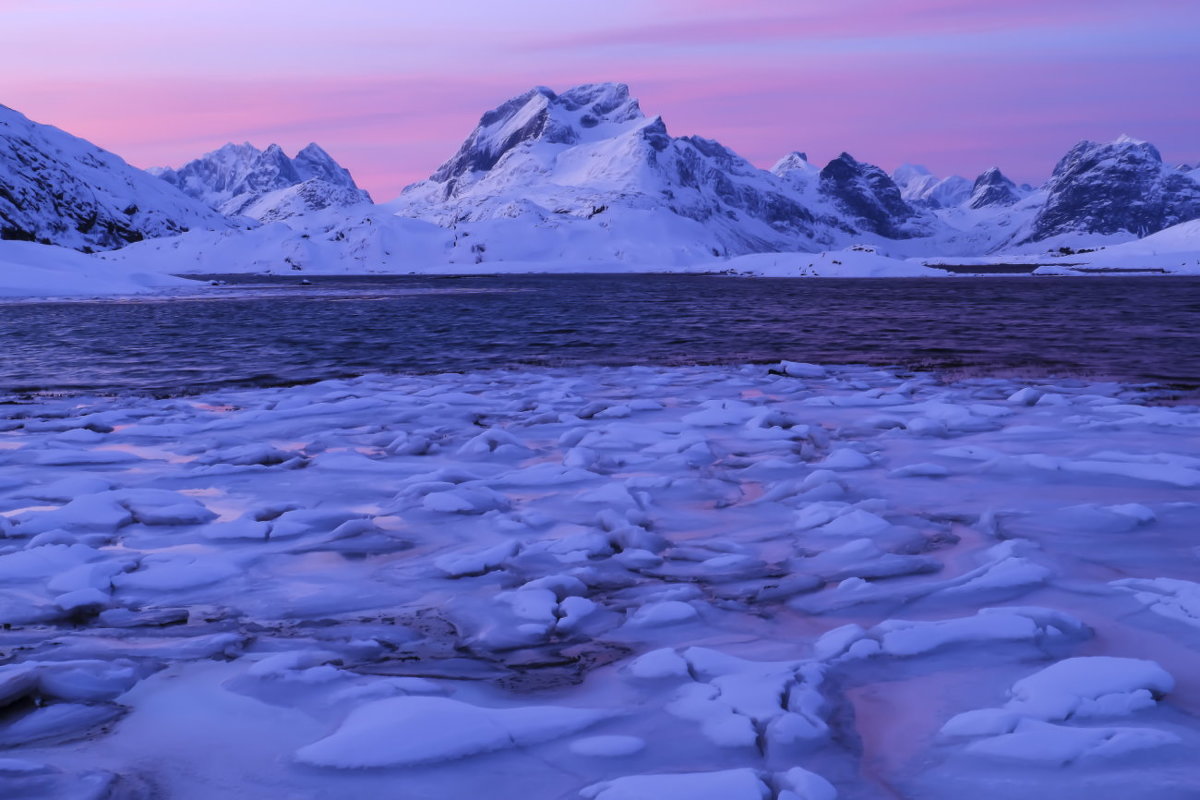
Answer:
[{"xmin": 2, "ymin": 0, "xmax": 1197, "ymax": 200}]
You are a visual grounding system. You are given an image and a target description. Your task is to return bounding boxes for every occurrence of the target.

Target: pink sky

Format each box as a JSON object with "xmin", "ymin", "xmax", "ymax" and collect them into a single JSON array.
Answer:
[{"xmin": 2, "ymin": 0, "xmax": 1197, "ymax": 199}]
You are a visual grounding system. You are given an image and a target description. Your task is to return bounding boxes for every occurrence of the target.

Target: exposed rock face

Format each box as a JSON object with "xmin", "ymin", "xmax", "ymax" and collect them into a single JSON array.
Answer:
[
  {"xmin": 1028, "ymin": 137, "xmax": 1200, "ymax": 241},
  {"xmin": 0, "ymin": 105, "xmax": 228, "ymax": 251},
  {"xmin": 819, "ymin": 153, "xmax": 925, "ymax": 238},
  {"xmin": 968, "ymin": 167, "xmax": 1022, "ymax": 209}
]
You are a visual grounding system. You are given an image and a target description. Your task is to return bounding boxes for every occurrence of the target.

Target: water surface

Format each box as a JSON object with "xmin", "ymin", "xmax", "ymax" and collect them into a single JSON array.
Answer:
[{"xmin": 3, "ymin": 274, "xmax": 1199, "ymax": 400}]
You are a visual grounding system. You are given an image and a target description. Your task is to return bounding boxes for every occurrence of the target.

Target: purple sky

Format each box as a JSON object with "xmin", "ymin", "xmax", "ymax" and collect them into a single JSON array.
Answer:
[{"xmin": 2, "ymin": 0, "xmax": 1197, "ymax": 199}]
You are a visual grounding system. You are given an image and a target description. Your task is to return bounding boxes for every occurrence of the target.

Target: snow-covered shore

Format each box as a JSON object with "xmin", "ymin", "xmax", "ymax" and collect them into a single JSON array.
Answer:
[
  {"xmin": 2, "ymin": 362, "xmax": 1198, "ymax": 798},
  {"xmin": 5, "ymin": 214, "xmax": 1200, "ymax": 298},
  {"xmin": 0, "ymin": 241, "xmax": 195, "ymax": 299}
]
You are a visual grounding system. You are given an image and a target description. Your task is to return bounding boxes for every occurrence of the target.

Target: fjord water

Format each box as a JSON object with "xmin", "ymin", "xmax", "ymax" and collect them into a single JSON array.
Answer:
[{"xmin": 3, "ymin": 274, "xmax": 1199, "ymax": 399}]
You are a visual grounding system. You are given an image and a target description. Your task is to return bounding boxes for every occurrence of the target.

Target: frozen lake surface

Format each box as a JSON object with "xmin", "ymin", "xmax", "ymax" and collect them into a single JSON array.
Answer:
[
  {"xmin": 1, "ymin": 361, "xmax": 1199, "ymax": 799},
  {"xmin": 3, "ymin": 274, "xmax": 1200, "ymax": 400}
]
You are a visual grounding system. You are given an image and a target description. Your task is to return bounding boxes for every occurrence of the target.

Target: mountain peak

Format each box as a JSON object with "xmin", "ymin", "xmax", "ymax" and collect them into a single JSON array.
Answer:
[
  {"xmin": 820, "ymin": 153, "xmax": 923, "ymax": 238},
  {"xmin": 892, "ymin": 163, "xmax": 933, "ymax": 189},
  {"xmin": 556, "ymin": 82, "xmax": 642, "ymax": 122},
  {"xmin": 153, "ymin": 141, "xmax": 369, "ymax": 220},
  {"xmin": 1114, "ymin": 133, "xmax": 1149, "ymax": 146},
  {"xmin": 968, "ymin": 167, "xmax": 1020, "ymax": 209},
  {"xmin": 772, "ymin": 151, "xmax": 808, "ymax": 168},
  {"xmin": 429, "ymin": 83, "xmax": 651, "ymax": 189}
]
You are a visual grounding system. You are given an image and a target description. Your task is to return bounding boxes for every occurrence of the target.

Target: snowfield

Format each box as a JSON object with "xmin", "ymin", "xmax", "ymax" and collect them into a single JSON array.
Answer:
[
  {"xmin": 1, "ymin": 362, "xmax": 1199, "ymax": 798},
  {"xmin": 0, "ymin": 240, "xmax": 194, "ymax": 298}
]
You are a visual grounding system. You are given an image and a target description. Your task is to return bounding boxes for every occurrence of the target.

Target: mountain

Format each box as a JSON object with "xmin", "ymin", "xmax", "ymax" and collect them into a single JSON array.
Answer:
[
  {"xmin": 391, "ymin": 83, "xmax": 857, "ymax": 257},
  {"xmin": 817, "ymin": 153, "xmax": 932, "ymax": 238},
  {"xmin": 0, "ymin": 105, "xmax": 228, "ymax": 252},
  {"xmin": 153, "ymin": 142, "xmax": 372, "ymax": 221},
  {"xmin": 893, "ymin": 165, "xmax": 972, "ymax": 209},
  {"xmin": 1026, "ymin": 136, "xmax": 1200, "ymax": 242},
  {"xmin": 771, "ymin": 152, "xmax": 820, "ymax": 188},
  {"xmin": 85, "ymin": 86, "xmax": 1200, "ymax": 277},
  {"xmin": 967, "ymin": 167, "xmax": 1022, "ymax": 209}
]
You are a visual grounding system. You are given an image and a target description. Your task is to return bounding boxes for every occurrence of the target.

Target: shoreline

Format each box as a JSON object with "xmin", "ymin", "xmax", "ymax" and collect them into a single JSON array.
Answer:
[{"xmin": 3, "ymin": 264, "xmax": 1198, "ymax": 303}]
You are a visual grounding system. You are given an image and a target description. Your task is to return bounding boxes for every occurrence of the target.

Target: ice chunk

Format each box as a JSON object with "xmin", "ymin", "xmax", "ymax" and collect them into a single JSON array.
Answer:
[
  {"xmin": 421, "ymin": 486, "xmax": 510, "ymax": 514},
  {"xmin": 822, "ymin": 607, "xmax": 1088, "ymax": 661},
  {"xmin": 626, "ymin": 648, "xmax": 691, "ymax": 680},
  {"xmin": 814, "ymin": 508, "xmax": 890, "ymax": 537},
  {"xmin": 456, "ymin": 427, "xmax": 532, "ymax": 457},
  {"xmin": 434, "ymin": 540, "xmax": 520, "ymax": 577},
  {"xmin": 12, "ymin": 494, "xmax": 132, "ymax": 535},
  {"xmin": 1113, "ymin": 577, "xmax": 1200, "ymax": 630},
  {"xmin": 196, "ymin": 443, "xmax": 298, "ymax": 466},
  {"xmin": 0, "ymin": 702, "xmax": 125, "ymax": 747},
  {"xmin": 888, "ymin": 462, "xmax": 949, "ymax": 478},
  {"xmin": 1007, "ymin": 387, "xmax": 1043, "ymax": 406},
  {"xmin": 776, "ymin": 361, "xmax": 828, "ymax": 379},
  {"xmin": 964, "ymin": 718, "xmax": 1178, "ymax": 764},
  {"xmin": 682, "ymin": 399, "xmax": 756, "ymax": 427},
  {"xmin": 941, "ymin": 656, "xmax": 1177, "ymax": 764},
  {"xmin": 0, "ymin": 544, "xmax": 100, "ymax": 582},
  {"xmin": 820, "ymin": 448, "xmax": 874, "ymax": 471},
  {"xmin": 625, "ymin": 600, "xmax": 698, "ymax": 628},
  {"xmin": 779, "ymin": 767, "xmax": 838, "ymax": 800},
  {"xmin": 581, "ymin": 768, "xmax": 770, "ymax": 800},
  {"xmin": 295, "ymin": 696, "xmax": 609, "ymax": 767},
  {"xmin": 199, "ymin": 519, "xmax": 271, "ymax": 541},
  {"xmin": 112, "ymin": 554, "xmax": 239, "ymax": 592},
  {"xmin": 1008, "ymin": 657, "xmax": 1172, "ymax": 721},
  {"xmin": 16, "ymin": 476, "xmax": 115, "ymax": 503},
  {"xmin": 53, "ymin": 588, "xmax": 109, "ymax": 614}
]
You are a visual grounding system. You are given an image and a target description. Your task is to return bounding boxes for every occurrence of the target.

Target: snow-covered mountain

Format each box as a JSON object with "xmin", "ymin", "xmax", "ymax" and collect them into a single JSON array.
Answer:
[
  {"xmin": 817, "ymin": 153, "xmax": 933, "ymax": 238},
  {"xmin": 967, "ymin": 167, "xmax": 1023, "ymax": 209},
  {"xmin": 153, "ymin": 142, "xmax": 372, "ymax": 222},
  {"xmin": 893, "ymin": 165, "xmax": 973, "ymax": 209},
  {"xmin": 389, "ymin": 83, "xmax": 1200, "ymax": 258},
  {"xmin": 83, "ymin": 85, "xmax": 1200, "ymax": 278},
  {"xmin": 390, "ymin": 83, "xmax": 861, "ymax": 257},
  {"xmin": 0, "ymin": 104, "xmax": 229, "ymax": 252},
  {"xmin": 1025, "ymin": 136, "xmax": 1200, "ymax": 243}
]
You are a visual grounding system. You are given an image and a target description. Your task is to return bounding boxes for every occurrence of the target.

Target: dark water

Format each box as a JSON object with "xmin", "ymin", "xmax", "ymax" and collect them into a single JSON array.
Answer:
[{"xmin": 3, "ymin": 274, "xmax": 1200, "ymax": 401}]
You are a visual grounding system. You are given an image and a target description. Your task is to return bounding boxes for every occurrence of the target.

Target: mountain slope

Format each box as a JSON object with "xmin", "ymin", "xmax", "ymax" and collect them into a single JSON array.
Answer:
[{"xmin": 0, "ymin": 105, "xmax": 229, "ymax": 252}]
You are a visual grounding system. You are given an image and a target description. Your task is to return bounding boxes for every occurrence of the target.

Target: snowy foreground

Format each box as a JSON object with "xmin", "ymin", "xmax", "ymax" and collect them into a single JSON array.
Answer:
[{"xmin": 2, "ymin": 363, "xmax": 1199, "ymax": 799}]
